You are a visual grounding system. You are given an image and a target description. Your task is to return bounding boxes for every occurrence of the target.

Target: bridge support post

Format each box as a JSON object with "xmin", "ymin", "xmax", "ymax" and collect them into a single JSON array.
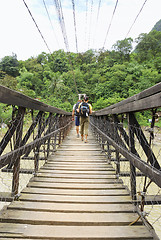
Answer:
[
  {"xmin": 34, "ymin": 112, "xmax": 43, "ymax": 173},
  {"xmin": 128, "ymin": 113, "xmax": 137, "ymax": 203},
  {"xmin": 12, "ymin": 107, "xmax": 25, "ymax": 196},
  {"xmin": 58, "ymin": 115, "xmax": 63, "ymax": 145},
  {"xmin": 46, "ymin": 113, "xmax": 53, "ymax": 158},
  {"xmin": 113, "ymin": 115, "xmax": 121, "ymax": 176}
]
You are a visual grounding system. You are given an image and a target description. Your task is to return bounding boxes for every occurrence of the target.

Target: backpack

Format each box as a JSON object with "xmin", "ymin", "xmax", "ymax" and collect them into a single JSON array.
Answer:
[
  {"xmin": 80, "ymin": 102, "xmax": 90, "ymax": 117},
  {"xmin": 74, "ymin": 102, "xmax": 80, "ymax": 116}
]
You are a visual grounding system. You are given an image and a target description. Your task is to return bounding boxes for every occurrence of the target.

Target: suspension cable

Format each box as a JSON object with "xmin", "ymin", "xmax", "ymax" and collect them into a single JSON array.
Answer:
[
  {"xmin": 84, "ymin": 0, "xmax": 88, "ymax": 51},
  {"xmin": 103, "ymin": 0, "xmax": 119, "ymax": 49},
  {"xmin": 93, "ymin": 0, "xmax": 102, "ymax": 49},
  {"xmin": 125, "ymin": 0, "xmax": 148, "ymax": 38},
  {"xmin": 42, "ymin": 0, "xmax": 60, "ymax": 49},
  {"xmin": 53, "ymin": 0, "xmax": 78, "ymax": 94},
  {"xmin": 71, "ymin": 0, "xmax": 78, "ymax": 52},
  {"xmin": 53, "ymin": 0, "xmax": 69, "ymax": 52},
  {"xmin": 88, "ymin": 0, "xmax": 94, "ymax": 49},
  {"xmin": 22, "ymin": 0, "xmax": 52, "ymax": 54}
]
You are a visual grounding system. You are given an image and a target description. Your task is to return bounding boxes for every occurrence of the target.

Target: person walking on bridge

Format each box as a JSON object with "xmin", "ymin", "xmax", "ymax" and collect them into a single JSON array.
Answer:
[
  {"xmin": 72, "ymin": 99, "xmax": 82, "ymax": 138},
  {"xmin": 78, "ymin": 96, "xmax": 92, "ymax": 143}
]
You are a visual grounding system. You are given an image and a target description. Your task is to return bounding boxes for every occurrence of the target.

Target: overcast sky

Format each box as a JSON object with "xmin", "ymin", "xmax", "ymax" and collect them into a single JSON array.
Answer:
[{"xmin": 0, "ymin": 0, "xmax": 160, "ymax": 60}]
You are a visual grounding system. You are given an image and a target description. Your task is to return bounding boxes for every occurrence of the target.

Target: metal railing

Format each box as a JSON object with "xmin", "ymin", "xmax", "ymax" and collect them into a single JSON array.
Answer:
[
  {"xmin": 90, "ymin": 82, "xmax": 161, "ymax": 238},
  {"xmin": 0, "ymin": 85, "xmax": 72, "ymax": 200}
]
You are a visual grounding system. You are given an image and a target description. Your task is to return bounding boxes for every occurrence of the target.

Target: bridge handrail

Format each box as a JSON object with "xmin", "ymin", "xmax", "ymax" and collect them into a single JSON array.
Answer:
[
  {"xmin": 90, "ymin": 121, "xmax": 161, "ymax": 189},
  {"xmin": 0, "ymin": 85, "xmax": 71, "ymax": 115},
  {"xmin": 93, "ymin": 82, "xmax": 161, "ymax": 115},
  {"xmin": 0, "ymin": 85, "xmax": 73, "ymax": 196},
  {"xmin": 0, "ymin": 121, "xmax": 72, "ymax": 170}
]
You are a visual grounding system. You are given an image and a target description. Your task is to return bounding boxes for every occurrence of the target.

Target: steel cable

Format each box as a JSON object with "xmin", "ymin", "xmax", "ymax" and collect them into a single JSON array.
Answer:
[
  {"xmin": 125, "ymin": 0, "xmax": 148, "ymax": 38},
  {"xmin": 103, "ymin": 0, "xmax": 119, "ymax": 49},
  {"xmin": 93, "ymin": 0, "xmax": 102, "ymax": 49},
  {"xmin": 88, "ymin": 0, "xmax": 94, "ymax": 49},
  {"xmin": 42, "ymin": 0, "xmax": 60, "ymax": 49},
  {"xmin": 71, "ymin": 0, "xmax": 78, "ymax": 52},
  {"xmin": 53, "ymin": 0, "xmax": 69, "ymax": 51},
  {"xmin": 22, "ymin": 0, "xmax": 52, "ymax": 54}
]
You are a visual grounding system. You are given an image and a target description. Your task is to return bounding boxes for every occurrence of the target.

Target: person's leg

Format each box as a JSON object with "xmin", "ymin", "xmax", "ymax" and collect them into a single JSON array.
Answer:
[
  {"xmin": 80, "ymin": 117, "xmax": 84, "ymax": 141},
  {"xmin": 75, "ymin": 116, "xmax": 80, "ymax": 137},
  {"xmin": 84, "ymin": 118, "xmax": 89, "ymax": 143},
  {"xmin": 76, "ymin": 126, "xmax": 79, "ymax": 137},
  {"xmin": 80, "ymin": 117, "xmax": 85, "ymax": 141}
]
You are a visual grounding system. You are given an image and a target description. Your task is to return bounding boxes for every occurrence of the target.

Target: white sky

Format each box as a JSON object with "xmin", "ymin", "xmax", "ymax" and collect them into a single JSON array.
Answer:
[{"xmin": 0, "ymin": 0, "xmax": 160, "ymax": 60}]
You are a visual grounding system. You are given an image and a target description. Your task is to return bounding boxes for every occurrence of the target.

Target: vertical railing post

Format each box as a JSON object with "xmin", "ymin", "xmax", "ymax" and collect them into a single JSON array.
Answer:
[
  {"xmin": 53, "ymin": 114, "xmax": 59, "ymax": 152},
  {"xmin": 105, "ymin": 116, "xmax": 111, "ymax": 161},
  {"xmin": 98, "ymin": 116, "xmax": 102, "ymax": 145},
  {"xmin": 62, "ymin": 115, "xmax": 66, "ymax": 140},
  {"xmin": 128, "ymin": 113, "xmax": 137, "ymax": 202},
  {"xmin": 115, "ymin": 151, "xmax": 120, "ymax": 177},
  {"xmin": 113, "ymin": 115, "xmax": 120, "ymax": 176},
  {"xmin": 12, "ymin": 107, "xmax": 25, "ymax": 196},
  {"xmin": 101, "ymin": 116, "xmax": 106, "ymax": 151},
  {"xmin": 46, "ymin": 113, "xmax": 53, "ymax": 158},
  {"xmin": 58, "ymin": 115, "xmax": 62, "ymax": 145},
  {"xmin": 34, "ymin": 111, "xmax": 43, "ymax": 173}
]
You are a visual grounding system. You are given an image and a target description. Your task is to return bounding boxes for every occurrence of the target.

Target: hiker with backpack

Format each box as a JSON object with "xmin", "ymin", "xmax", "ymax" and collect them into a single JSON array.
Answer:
[
  {"xmin": 78, "ymin": 96, "xmax": 92, "ymax": 143},
  {"xmin": 72, "ymin": 99, "xmax": 82, "ymax": 138}
]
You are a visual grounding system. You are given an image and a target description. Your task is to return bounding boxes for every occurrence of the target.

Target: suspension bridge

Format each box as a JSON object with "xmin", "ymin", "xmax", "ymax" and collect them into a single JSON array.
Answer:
[{"xmin": 0, "ymin": 84, "xmax": 161, "ymax": 239}]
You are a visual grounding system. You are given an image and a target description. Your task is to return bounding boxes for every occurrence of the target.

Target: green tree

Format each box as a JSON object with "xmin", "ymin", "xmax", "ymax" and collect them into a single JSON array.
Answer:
[
  {"xmin": 0, "ymin": 54, "xmax": 19, "ymax": 77},
  {"xmin": 135, "ymin": 30, "xmax": 161, "ymax": 62},
  {"xmin": 112, "ymin": 38, "xmax": 133, "ymax": 62},
  {"xmin": 152, "ymin": 19, "xmax": 161, "ymax": 32},
  {"xmin": 49, "ymin": 50, "xmax": 69, "ymax": 73},
  {"xmin": 0, "ymin": 75, "xmax": 17, "ymax": 90}
]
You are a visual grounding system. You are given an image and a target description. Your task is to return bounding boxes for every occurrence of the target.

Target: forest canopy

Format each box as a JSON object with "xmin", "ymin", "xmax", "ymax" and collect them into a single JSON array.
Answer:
[{"xmin": 0, "ymin": 29, "xmax": 161, "ymax": 114}]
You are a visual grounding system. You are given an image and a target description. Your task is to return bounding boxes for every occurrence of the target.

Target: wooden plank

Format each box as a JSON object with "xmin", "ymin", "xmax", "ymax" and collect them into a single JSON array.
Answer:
[
  {"xmin": 47, "ymin": 158, "xmax": 108, "ymax": 162},
  {"xmin": 38, "ymin": 169, "xmax": 116, "ymax": 175},
  {"xmin": 45, "ymin": 164, "xmax": 112, "ymax": 168},
  {"xmin": 19, "ymin": 193, "xmax": 132, "ymax": 203},
  {"xmin": 0, "ymin": 223, "xmax": 153, "ymax": 239},
  {"xmin": 41, "ymin": 166, "xmax": 115, "ymax": 171},
  {"xmin": 46, "ymin": 161, "xmax": 110, "ymax": 166},
  {"xmin": 55, "ymin": 151, "xmax": 105, "ymax": 156},
  {"xmin": 22, "ymin": 187, "xmax": 128, "ymax": 196},
  {"xmin": 58, "ymin": 147, "xmax": 102, "ymax": 151},
  {"xmin": 30, "ymin": 176, "xmax": 123, "ymax": 183},
  {"xmin": 43, "ymin": 162, "xmax": 113, "ymax": 167},
  {"xmin": 26, "ymin": 182, "xmax": 124, "ymax": 190},
  {"xmin": 60, "ymin": 144, "xmax": 100, "ymax": 146},
  {"xmin": 8, "ymin": 201, "xmax": 135, "ymax": 213},
  {"xmin": 0, "ymin": 209, "xmax": 142, "ymax": 226},
  {"xmin": 36, "ymin": 172, "xmax": 118, "ymax": 179}
]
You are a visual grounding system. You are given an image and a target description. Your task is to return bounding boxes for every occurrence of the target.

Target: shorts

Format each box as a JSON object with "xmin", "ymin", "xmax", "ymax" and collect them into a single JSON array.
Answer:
[{"xmin": 75, "ymin": 116, "xmax": 80, "ymax": 126}]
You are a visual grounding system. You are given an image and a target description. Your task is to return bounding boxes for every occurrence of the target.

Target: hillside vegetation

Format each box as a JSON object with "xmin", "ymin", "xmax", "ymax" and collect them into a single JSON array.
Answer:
[
  {"xmin": 0, "ymin": 29, "xmax": 161, "ymax": 116},
  {"xmin": 152, "ymin": 19, "xmax": 161, "ymax": 32}
]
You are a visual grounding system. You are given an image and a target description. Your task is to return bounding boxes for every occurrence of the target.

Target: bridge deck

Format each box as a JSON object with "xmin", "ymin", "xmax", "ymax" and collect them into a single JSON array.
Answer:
[{"xmin": 0, "ymin": 127, "xmax": 153, "ymax": 239}]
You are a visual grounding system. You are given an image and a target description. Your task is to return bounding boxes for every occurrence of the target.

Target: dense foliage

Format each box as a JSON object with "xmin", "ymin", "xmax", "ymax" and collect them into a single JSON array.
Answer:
[
  {"xmin": 0, "ymin": 29, "xmax": 161, "ymax": 119},
  {"xmin": 152, "ymin": 19, "xmax": 161, "ymax": 32}
]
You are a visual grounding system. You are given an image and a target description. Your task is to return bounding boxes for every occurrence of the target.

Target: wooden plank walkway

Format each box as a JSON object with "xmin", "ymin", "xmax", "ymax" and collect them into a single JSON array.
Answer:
[{"xmin": 0, "ymin": 127, "xmax": 154, "ymax": 239}]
